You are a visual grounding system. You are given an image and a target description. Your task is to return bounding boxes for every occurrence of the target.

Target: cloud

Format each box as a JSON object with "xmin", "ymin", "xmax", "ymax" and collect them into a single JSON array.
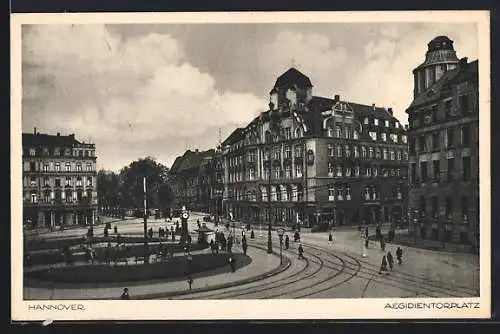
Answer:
[{"xmin": 22, "ymin": 25, "xmax": 266, "ymax": 171}]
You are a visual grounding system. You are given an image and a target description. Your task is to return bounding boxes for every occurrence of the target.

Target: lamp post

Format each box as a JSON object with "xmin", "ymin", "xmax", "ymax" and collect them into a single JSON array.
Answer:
[
  {"xmin": 277, "ymin": 228, "xmax": 285, "ymax": 264},
  {"xmin": 267, "ymin": 156, "xmax": 273, "ymax": 254},
  {"xmin": 143, "ymin": 177, "xmax": 149, "ymax": 251}
]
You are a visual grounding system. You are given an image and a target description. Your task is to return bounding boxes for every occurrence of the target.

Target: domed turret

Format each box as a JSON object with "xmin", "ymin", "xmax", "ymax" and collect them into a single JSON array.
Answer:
[
  {"xmin": 269, "ymin": 67, "xmax": 313, "ymax": 111},
  {"xmin": 412, "ymin": 36, "xmax": 460, "ymax": 97}
]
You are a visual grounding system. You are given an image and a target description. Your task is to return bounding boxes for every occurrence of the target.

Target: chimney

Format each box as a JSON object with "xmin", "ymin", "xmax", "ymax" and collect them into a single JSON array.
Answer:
[
  {"xmin": 334, "ymin": 94, "xmax": 340, "ymax": 102},
  {"xmin": 57, "ymin": 132, "xmax": 60, "ymax": 136},
  {"xmin": 387, "ymin": 108, "xmax": 393, "ymax": 115},
  {"xmin": 460, "ymin": 57, "xmax": 468, "ymax": 66},
  {"xmin": 195, "ymin": 149, "xmax": 199, "ymax": 153},
  {"xmin": 372, "ymin": 104, "xmax": 376, "ymax": 111},
  {"xmin": 34, "ymin": 127, "xmax": 37, "ymax": 135}
]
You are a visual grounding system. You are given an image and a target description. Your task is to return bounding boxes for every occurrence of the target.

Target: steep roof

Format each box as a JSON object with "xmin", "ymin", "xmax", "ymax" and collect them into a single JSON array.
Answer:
[
  {"xmin": 22, "ymin": 133, "xmax": 80, "ymax": 148},
  {"xmin": 221, "ymin": 128, "xmax": 244, "ymax": 146},
  {"xmin": 274, "ymin": 67, "xmax": 313, "ymax": 89},
  {"xmin": 170, "ymin": 149, "xmax": 215, "ymax": 174}
]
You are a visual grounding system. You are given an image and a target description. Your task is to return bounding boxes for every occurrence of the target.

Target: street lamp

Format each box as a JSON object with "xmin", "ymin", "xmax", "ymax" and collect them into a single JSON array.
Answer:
[{"xmin": 277, "ymin": 228, "xmax": 285, "ymax": 264}]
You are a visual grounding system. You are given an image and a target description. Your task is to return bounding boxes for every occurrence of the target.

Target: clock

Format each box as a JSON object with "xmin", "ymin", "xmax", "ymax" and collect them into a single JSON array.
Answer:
[{"xmin": 182, "ymin": 212, "xmax": 189, "ymax": 219}]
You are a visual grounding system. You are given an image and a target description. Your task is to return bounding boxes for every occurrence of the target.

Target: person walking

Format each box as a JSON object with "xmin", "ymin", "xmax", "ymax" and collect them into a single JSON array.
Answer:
[
  {"xmin": 380, "ymin": 235, "xmax": 386, "ymax": 251},
  {"xmin": 396, "ymin": 247, "xmax": 403, "ymax": 265},
  {"xmin": 387, "ymin": 251, "xmax": 394, "ymax": 271},
  {"xmin": 328, "ymin": 232, "xmax": 333, "ymax": 242},
  {"xmin": 242, "ymin": 237, "xmax": 248, "ymax": 256},
  {"xmin": 187, "ymin": 276, "xmax": 193, "ymax": 291},
  {"xmin": 364, "ymin": 227, "xmax": 369, "ymax": 240},
  {"xmin": 298, "ymin": 243, "xmax": 304, "ymax": 260},
  {"xmin": 379, "ymin": 255, "xmax": 388, "ymax": 274},
  {"xmin": 250, "ymin": 229, "xmax": 255, "ymax": 239},
  {"xmin": 284, "ymin": 234, "xmax": 290, "ymax": 250},
  {"xmin": 229, "ymin": 253, "xmax": 236, "ymax": 272},
  {"xmin": 364, "ymin": 237, "xmax": 369, "ymax": 249},
  {"xmin": 210, "ymin": 239, "xmax": 215, "ymax": 254},
  {"xmin": 121, "ymin": 288, "xmax": 130, "ymax": 300}
]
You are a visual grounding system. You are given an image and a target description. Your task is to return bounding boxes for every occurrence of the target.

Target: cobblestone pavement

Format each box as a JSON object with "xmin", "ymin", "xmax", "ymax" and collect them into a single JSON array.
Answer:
[{"xmin": 22, "ymin": 213, "xmax": 480, "ymax": 299}]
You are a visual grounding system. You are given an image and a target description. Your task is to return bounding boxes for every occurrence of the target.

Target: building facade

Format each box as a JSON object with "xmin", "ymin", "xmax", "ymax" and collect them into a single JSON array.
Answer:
[
  {"xmin": 221, "ymin": 68, "xmax": 409, "ymax": 228},
  {"xmin": 22, "ymin": 129, "xmax": 98, "ymax": 228},
  {"xmin": 406, "ymin": 36, "xmax": 479, "ymax": 248}
]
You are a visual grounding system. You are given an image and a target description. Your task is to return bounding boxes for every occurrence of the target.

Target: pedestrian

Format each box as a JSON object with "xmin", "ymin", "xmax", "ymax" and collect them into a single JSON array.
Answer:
[
  {"xmin": 104, "ymin": 227, "xmax": 109, "ymax": 238},
  {"xmin": 187, "ymin": 276, "xmax": 193, "ymax": 291},
  {"xmin": 380, "ymin": 236, "xmax": 386, "ymax": 251},
  {"xmin": 387, "ymin": 251, "xmax": 394, "ymax": 271},
  {"xmin": 376, "ymin": 225, "xmax": 381, "ymax": 240},
  {"xmin": 285, "ymin": 234, "xmax": 290, "ymax": 249},
  {"xmin": 328, "ymin": 232, "xmax": 333, "ymax": 242},
  {"xmin": 116, "ymin": 234, "xmax": 122, "ymax": 245},
  {"xmin": 364, "ymin": 227, "xmax": 369, "ymax": 240},
  {"xmin": 298, "ymin": 243, "xmax": 304, "ymax": 259},
  {"xmin": 229, "ymin": 254, "xmax": 236, "ymax": 272},
  {"xmin": 294, "ymin": 230, "xmax": 300, "ymax": 242},
  {"xmin": 210, "ymin": 239, "xmax": 215, "ymax": 254},
  {"xmin": 250, "ymin": 229, "xmax": 255, "ymax": 239},
  {"xmin": 396, "ymin": 247, "xmax": 403, "ymax": 265},
  {"xmin": 358, "ymin": 225, "xmax": 362, "ymax": 233},
  {"xmin": 114, "ymin": 225, "xmax": 118, "ymax": 234},
  {"xmin": 242, "ymin": 240, "xmax": 248, "ymax": 256},
  {"xmin": 379, "ymin": 256, "xmax": 388, "ymax": 274},
  {"xmin": 121, "ymin": 288, "xmax": 130, "ymax": 300},
  {"xmin": 364, "ymin": 238, "xmax": 369, "ymax": 249}
]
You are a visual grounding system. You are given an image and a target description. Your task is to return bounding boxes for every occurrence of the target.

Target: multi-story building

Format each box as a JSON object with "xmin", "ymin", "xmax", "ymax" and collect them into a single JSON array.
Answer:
[
  {"xmin": 406, "ymin": 36, "xmax": 479, "ymax": 248},
  {"xmin": 221, "ymin": 67, "xmax": 409, "ymax": 228},
  {"xmin": 168, "ymin": 148, "xmax": 216, "ymax": 213},
  {"xmin": 22, "ymin": 129, "xmax": 98, "ymax": 228}
]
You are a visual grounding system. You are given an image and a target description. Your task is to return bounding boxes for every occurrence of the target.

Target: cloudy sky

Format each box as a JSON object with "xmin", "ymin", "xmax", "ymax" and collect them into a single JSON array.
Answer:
[{"xmin": 22, "ymin": 22, "xmax": 478, "ymax": 172}]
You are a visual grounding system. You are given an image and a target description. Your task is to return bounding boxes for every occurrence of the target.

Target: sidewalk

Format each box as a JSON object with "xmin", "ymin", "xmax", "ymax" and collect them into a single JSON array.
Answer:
[{"xmin": 24, "ymin": 243, "xmax": 286, "ymax": 300}]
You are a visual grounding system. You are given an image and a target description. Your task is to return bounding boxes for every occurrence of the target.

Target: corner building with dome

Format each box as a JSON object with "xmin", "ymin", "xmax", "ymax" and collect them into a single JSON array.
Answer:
[
  {"xmin": 220, "ymin": 67, "xmax": 409, "ymax": 229},
  {"xmin": 406, "ymin": 36, "xmax": 479, "ymax": 250}
]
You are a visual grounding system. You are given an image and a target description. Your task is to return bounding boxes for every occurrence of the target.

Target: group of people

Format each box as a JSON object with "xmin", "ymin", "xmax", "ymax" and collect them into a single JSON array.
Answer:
[{"xmin": 379, "ymin": 247, "xmax": 404, "ymax": 274}]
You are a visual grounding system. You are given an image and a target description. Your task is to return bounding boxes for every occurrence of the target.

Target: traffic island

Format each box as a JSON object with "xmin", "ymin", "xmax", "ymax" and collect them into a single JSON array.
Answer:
[{"xmin": 25, "ymin": 253, "xmax": 251, "ymax": 286}]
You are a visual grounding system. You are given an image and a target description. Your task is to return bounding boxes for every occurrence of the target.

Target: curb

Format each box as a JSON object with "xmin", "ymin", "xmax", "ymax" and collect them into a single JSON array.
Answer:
[{"xmin": 102, "ymin": 244, "xmax": 291, "ymax": 300}]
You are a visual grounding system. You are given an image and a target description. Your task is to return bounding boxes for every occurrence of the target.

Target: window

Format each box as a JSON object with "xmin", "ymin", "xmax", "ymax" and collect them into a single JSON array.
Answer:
[
  {"xmin": 335, "ymin": 126, "xmax": 342, "ymax": 138},
  {"xmin": 76, "ymin": 163, "xmax": 82, "ymax": 172},
  {"xmin": 461, "ymin": 124, "xmax": 470, "ymax": 147},
  {"xmin": 65, "ymin": 163, "xmax": 71, "ymax": 172},
  {"xmin": 43, "ymin": 148, "xmax": 49, "ymax": 156},
  {"xmin": 248, "ymin": 150, "xmax": 257, "ymax": 162},
  {"xmin": 54, "ymin": 148, "xmax": 60, "ymax": 156},
  {"xmin": 420, "ymin": 162, "xmax": 428, "ymax": 183},
  {"xmin": 284, "ymin": 127, "xmax": 292, "ymax": 140},
  {"xmin": 446, "ymin": 128, "xmax": 455, "ymax": 148},
  {"xmin": 461, "ymin": 197, "xmax": 469, "ymax": 220},
  {"xmin": 403, "ymin": 151, "xmax": 409, "ymax": 161},
  {"xmin": 390, "ymin": 150, "xmax": 395, "ymax": 160},
  {"xmin": 447, "ymin": 158, "xmax": 455, "ymax": 181},
  {"xmin": 30, "ymin": 177, "xmax": 36, "ymax": 186},
  {"xmin": 383, "ymin": 148, "xmax": 388, "ymax": 160},
  {"xmin": 445, "ymin": 99, "xmax": 453, "ymax": 118},
  {"xmin": 363, "ymin": 117, "xmax": 369, "ymax": 125},
  {"xmin": 327, "ymin": 127, "xmax": 334, "ymax": 137},
  {"xmin": 328, "ymin": 186, "xmax": 335, "ymax": 201},
  {"xmin": 284, "ymin": 146, "xmax": 291, "ymax": 159},
  {"xmin": 375, "ymin": 148, "xmax": 381, "ymax": 159},
  {"xmin": 355, "ymin": 166, "xmax": 360, "ymax": 176},
  {"xmin": 411, "ymin": 163, "xmax": 417, "ymax": 183},
  {"xmin": 273, "ymin": 148, "xmax": 281, "ymax": 160},
  {"xmin": 30, "ymin": 162, "xmax": 36, "ymax": 171},
  {"xmin": 354, "ymin": 146, "xmax": 359, "ymax": 158},
  {"xmin": 369, "ymin": 147, "xmax": 374, "ymax": 158},
  {"xmin": 409, "ymin": 138, "xmax": 415, "ymax": 154},
  {"xmin": 445, "ymin": 197, "xmax": 453, "ymax": 219},
  {"xmin": 65, "ymin": 177, "xmax": 71, "ymax": 186},
  {"xmin": 353, "ymin": 131, "xmax": 359, "ymax": 139},
  {"xmin": 87, "ymin": 177, "xmax": 93, "ymax": 187},
  {"xmin": 396, "ymin": 187, "xmax": 402, "ymax": 200},
  {"xmin": 44, "ymin": 177, "xmax": 50, "ymax": 186},
  {"xmin": 397, "ymin": 151, "xmax": 402, "ymax": 160},
  {"xmin": 55, "ymin": 178, "xmax": 61, "ymax": 187},
  {"xmin": 369, "ymin": 131, "xmax": 377, "ymax": 141},
  {"xmin": 294, "ymin": 145, "xmax": 303, "ymax": 157},
  {"xmin": 328, "ymin": 162, "xmax": 334, "ymax": 176},
  {"xmin": 433, "ymin": 160, "xmax": 440, "ymax": 182},
  {"xmin": 364, "ymin": 187, "xmax": 370, "ymax": 200},
  {"xmin": 43, "ymin": 163, "xmax": 49, "ymax": 172},
  {"xmin": 402, "ymin": 135, "xmax": 407, "ymax": 144},
  {"xmin": 283, "ymin": 166, "xmax": 291, "ymax": 179},
  {"xmin": 295, "ymin": 164, "xmax": 303, "ymax": 178},
  {"xmin": 374, "ymin": 118, "xmax": 379, "ymax": 126},
  {"xmin": 328, "ymin": 144, "xmax": 334, "ymax": 157},
  {"xmin": 385, "ymin": 120, "xmax": 389, "ymax": 127},
  {"xmin": 418, "ymin": 136, "xmax": 426, "ymax": 152},
  {"xmin": 390, "ymin": 133, "xmax": 398, "ymax": 143},
  {"xmin": 432, "ymin": 132, "xmax": 440, "ymax": 150},
  {"xmin": 372, "ymin": 167, "xmax": 378, "ymax": 177},
  {"xmin": 336, "ymin": 166, "xmax": 342, "ymax": 177},
  {"xmin": 462, "ymin": 156, "xmax": 471, "ymax": 181},
  {"xmin": 459, "ymin": 94, "xmax": 469, "ymax": 114},
  {"xmin": 345, "ymin": 145, "xmax": 351, "ymax": 157},
  {"xmin": 337, "ymin": 185, "xmax": 344, "ymax": 201},
  {"xmin": 76, "ymin": 177, "xmax": 82, "ymax": 187},
  {"xmin": 29, "ymin": 148, "xmax": 35, "ymax": 156},
  {"xmin": 431, "ymin": 105, "xmax": 438, "ymax": 122},
  {"xmin": 345, "ymin": 167, "xmax": 352, "ymax": 177},
  {"xmin": 344, "ymin": 128, "xmax": 350, "ymax": 139},
  {"xmin": 264, "ymin": 149, "xmax": 270, "ymax": 160},
  {"xmin": 432, "ymin": 196, "xmax": 439, "ymax": 218},
  {"xmin": 381, "ymin": 133, "xmax": 387, "ymax": 141},
  {"xmin": 365, "ymin": 167, "xmax": 371, "ymax": 177},
  {"xmin": 362, "ymin": 146, "xmax": 367, "ymax": 158},
  {"xmin": 30, "ymin": 192, "xmax": 37, "ymax": 203},
  {"xmin": 419, "ymin": 196, "xmax": 427, "ymax": 217},
  {"xmin": 55, "ymin": 163, "xmax": 60, "ymax": 172},
  {"xmin": 336, "ymin": 145, "xmax": 342, "ymax": 157}
]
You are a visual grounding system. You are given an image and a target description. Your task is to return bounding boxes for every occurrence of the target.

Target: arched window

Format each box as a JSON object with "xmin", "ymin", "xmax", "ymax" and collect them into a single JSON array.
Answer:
[
  {"xmin": 390, "ymin": 150, "xmax": 396, "ymax": 160},
  {"xmin": 276, "ymin": 185, "xmax": 282, "ymax": 201},
  {"xmin": 327, "ymin": 127, "xmax": 334, "ymax": 137},
  {"xmin": 344, "ymin": 128, "xmax": 350, "ymax": 139},
  {"xmin": 265, "ymin": 131, "xmax": 272, "ymax": 143},
  {"xmin": 371, "ymin": 186, "xmax": 378, "ymax": 200},
  {"xmin": 354, "ymin": 146, "xmax": 359, "ymax": 158},
  {"xmin": 353, "ymin": 130, "xmax": 359, "ymax": 140},
  {"xmin": 336, "ymin": 145, "xmax": 342, "ymax": 157},
  {"xmin": 335, "ymin": 126, "xmax": 342, "ymax": 138},
  {"xmin": 375, "ymin": 148, "xmax": 381, "ymax": 159},
  {"xmin": 345, "ymin": 145, "xmax": 351, "ymax": 157},
  {"xmin": 362, "ymin": 146, "xmax": 367, "ymax": 158},
  {"xmin": 286, "ymin": 186, "xmax": 293, "ymax": 202},
  {"xmin": 369, "ymin": 147, "xmax": 374, "ymax": 158},
  {"xmin": 363, "ymin": 186, "xmax": 370, "ymax": 200},
  {"xmin": 383, "ymin": 148, "xmax": 389, "ymax": 160},
  {"xmin": 295, "ymin": 127, "xmax": 304, "ymax": 138},
  {"xmin": 297, "ymin": 184, "xmax": 304, "ymax": 201},
  {"xmin": 328, "ymin": 162, "xmax": 334, "ymax": 176}
]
